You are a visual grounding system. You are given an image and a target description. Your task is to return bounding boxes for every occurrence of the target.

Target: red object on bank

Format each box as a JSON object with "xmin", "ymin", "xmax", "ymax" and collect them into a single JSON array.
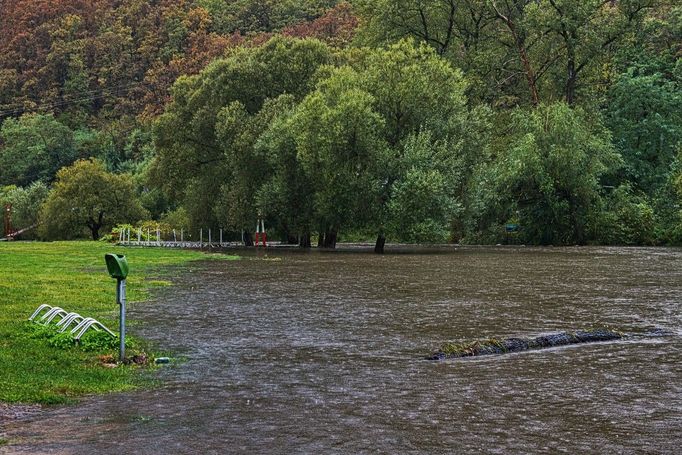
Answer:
[{"xmin": 255, "ymin": 219, "xmax": 267, "ymax": 247}]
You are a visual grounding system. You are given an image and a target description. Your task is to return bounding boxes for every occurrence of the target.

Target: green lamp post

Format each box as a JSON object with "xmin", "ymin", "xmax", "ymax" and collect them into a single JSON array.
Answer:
[{"xmin": 105, "ymin": 253, "xmax": 129, "ymax": 361}]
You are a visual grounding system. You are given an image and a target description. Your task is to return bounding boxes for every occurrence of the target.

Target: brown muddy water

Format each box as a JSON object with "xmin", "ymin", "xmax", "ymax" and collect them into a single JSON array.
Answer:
[{"xmin": 2, "ymin": 246, "xmax": 682, "ymax": 454}]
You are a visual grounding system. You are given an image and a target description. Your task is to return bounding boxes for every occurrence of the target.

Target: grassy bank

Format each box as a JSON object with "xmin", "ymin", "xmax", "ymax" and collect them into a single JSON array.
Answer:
[{"xmin": 0, "ymin": 241, "xmax": 233, "ymax": 404}]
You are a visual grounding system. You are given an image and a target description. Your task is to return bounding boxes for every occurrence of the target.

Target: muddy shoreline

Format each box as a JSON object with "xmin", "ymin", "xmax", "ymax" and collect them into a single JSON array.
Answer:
[{"xmin": 0, "ymin": 403, "xmax": 42, "ymax": 423}]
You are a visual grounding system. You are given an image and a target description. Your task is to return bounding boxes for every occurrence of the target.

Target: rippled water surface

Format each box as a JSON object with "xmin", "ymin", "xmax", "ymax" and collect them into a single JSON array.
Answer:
[{"xmin": 3, "ymin": 246, "xmax": 682, "ymax": 454}]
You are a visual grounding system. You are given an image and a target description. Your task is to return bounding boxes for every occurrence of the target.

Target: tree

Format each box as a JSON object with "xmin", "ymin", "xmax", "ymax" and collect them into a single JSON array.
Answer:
[
  {"xmin": 606, "ymin": 67, "xmax": 682, "ymax": 194},
  {"xmin": 0, "ymin": 182, "xmax": 49, "ymax": 239},
  {"xmin": 290, "ymin": 66, "xmax": 387, "ymax": 248},
  {"xmin": 470, "ymin": 103, "xmax": 620, "ymax": 244},
  {"xmin": 387, "ymin": 131, "xmax": 461, "ymax": 243},
  {"xmin": 529, "ymin": 0, "xmax": 653, "ymax": 105},
  {"xmin": 40, "ymin": 159, "xmax": 147, "ymax": 240},
  {"xmin": 337, "ymin": 40, "xmax": 471, "ymax": 251},
  {"xmin": 152, "ymin": 36, "xmax": 333, "ymax": 235},
  {"xmin": 0, "ymin": 113, "xmax": 77, "ymax": 186}
]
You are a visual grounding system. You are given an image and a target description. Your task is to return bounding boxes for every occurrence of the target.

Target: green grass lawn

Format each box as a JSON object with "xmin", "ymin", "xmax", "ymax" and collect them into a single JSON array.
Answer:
[{"xmin": 0, "ymin": 241, "xmax": 234, "ymax": 404}]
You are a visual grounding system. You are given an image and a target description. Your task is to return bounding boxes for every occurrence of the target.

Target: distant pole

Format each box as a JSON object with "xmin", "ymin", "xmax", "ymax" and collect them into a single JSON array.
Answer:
[
  {"xmin": 200, "ymin": 228, "xmax": 203, "ymax": 247},
  {"xmin": 181, "ymin": 229, "xmax": 184, "ymax": 242},
  {"xmin": 4, "ymin": 204, "xmax": 12, "ymax": 237},
  {"xmin": 156, "ymin": 228, "xmax": 160, "ymax": 244},
  {"xmin": 220, "ymin": 229, "xmax": 223, "ymax": 246},
  {"xmin": 147, "ymin": 228, "xmax": 150, "ymax": 246},
  {"xmin": 137, "ymin": 229, "xmax": 141, "ymax": 243},
  {"xmin": 208, "ymin": 229, "xmax": 212, "ymax": 247},
  {"xmin": 173, "ymin": 229, "xmax": 177, "ymax": 242}
]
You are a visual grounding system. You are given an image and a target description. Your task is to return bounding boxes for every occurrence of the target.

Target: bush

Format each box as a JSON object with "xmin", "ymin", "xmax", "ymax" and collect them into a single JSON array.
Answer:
[{"xmin": 591, "ymin": 184, "xmax": 656, "ymax": 245}]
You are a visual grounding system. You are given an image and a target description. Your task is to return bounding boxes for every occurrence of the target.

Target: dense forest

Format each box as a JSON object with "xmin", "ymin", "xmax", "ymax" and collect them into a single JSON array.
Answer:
[{"xmin": 0, "ymin": 0, "xmax": 680, "ymax": 250}]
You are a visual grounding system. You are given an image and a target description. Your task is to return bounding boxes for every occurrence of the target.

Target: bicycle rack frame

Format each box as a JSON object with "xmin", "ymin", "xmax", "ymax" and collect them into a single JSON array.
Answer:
[
  {"xmin": 28, "ymin": 304, "xmax": 53, "ymax": 321},
  {"xmin": 28, "ymin": 304, "xmax": 115, "ymax": 341}
]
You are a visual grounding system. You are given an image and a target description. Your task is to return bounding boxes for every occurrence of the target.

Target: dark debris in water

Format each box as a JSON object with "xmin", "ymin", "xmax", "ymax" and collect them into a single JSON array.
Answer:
[{"xmin": 428, "ymin": 329, "xmax": 624, "ymax": 360}]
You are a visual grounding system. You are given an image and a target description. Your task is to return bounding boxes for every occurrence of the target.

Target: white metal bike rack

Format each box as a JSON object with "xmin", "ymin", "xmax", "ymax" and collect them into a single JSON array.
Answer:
[
  {"xmin": 42, "ymin": 308, "xmax": 69, "ymax": 324},
  {"xmin": 71, "ymin": 318, "xmax": 115, "ymax": 340},
  {"xmin": 28, "ymin": 304, "xmax": 115, "ymax": 341},
  {"xmin": 29, "ymin": 304, "xmax": 54, "ymax": 321},
  {"xmin": 56, "ymin": 313, "xmax": 84, "ymax": 331}
]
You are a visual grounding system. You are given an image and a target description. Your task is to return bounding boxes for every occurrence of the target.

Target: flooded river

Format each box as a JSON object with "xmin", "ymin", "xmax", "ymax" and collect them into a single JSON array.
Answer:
[{"xmin": 3, "ymin": 246, "xmax": 682, "ymax": 453}]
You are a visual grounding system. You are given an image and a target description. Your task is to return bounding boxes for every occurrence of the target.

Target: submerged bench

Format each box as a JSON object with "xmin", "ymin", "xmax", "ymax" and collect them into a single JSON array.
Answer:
[{"xmin": 428, "ymin": 329, "xmax": 624, "ymax": 360}]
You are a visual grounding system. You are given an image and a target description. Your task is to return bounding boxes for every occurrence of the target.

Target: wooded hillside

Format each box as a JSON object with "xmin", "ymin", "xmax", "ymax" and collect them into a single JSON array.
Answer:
[{"xmin": 1, "ymin": 0, "xmax": 680, "ymax": 248}]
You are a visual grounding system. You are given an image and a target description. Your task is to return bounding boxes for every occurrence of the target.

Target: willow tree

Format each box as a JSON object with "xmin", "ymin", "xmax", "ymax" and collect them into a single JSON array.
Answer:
[
  {"xmin": 283, "ymin": 39, "xmax": 474, "ymax": 252},
  {"xmin": 470, "ymin": 103, "xmax": 620, "ymax": 245},
  {"xmin": 151, "ymin": 36, "xmax": 333, "ymax": 238}
]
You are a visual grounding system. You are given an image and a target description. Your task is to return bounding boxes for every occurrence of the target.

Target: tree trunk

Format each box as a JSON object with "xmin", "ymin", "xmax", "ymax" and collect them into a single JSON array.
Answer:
[
  {"xmin": 243, "ymin": 231, "xmax": 254, "ymax": 247},
  {"xmin": 317, "ymin": 231, "xmax": 325, "ymax": 248},
  {"xmin": 491, "ymin": 1, "xmax": 539, "ymax": 107},
  {"xmin": 90, "ymin": 225, "xmax": 100, "ymax": 240},
  {"xmin": 87, "ymin": 211, "xmax": 104, "ymax": 240},
  {"xmin": 299, "ymin": 232, "xmax": 311, "ymax": 248},
  {"xmin": 374, "ymin": 233, "xmax": 386, "ymax": 254},
  {"xmin": 565, "ymin": 57, "xmax": 577, "ymax": 106},
  {"xmin": 323, "ymin": 228, "xmax": 337, "ymax": 249}
]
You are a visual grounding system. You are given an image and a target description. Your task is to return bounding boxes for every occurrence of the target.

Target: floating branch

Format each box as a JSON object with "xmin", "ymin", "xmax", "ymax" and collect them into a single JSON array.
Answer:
[{"xmin": 428, "ymin": 329, "xmax": 623, "ymax": 360}]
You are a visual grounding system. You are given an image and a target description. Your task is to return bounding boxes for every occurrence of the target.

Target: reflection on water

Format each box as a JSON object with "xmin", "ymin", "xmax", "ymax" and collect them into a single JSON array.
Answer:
[{"xmin": 3, "ymin": 246, "xmax": 682, "ymax": 454}]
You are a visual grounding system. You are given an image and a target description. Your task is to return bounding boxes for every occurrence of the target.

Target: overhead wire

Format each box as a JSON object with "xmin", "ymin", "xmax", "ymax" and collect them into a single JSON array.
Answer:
[{"xmin": 0, "ymin": 80, "xmax": 150, "ymax": 118}]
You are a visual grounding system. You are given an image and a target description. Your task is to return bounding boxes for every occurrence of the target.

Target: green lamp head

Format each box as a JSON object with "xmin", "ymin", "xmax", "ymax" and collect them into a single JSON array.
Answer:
[{"xmin": 105, "ymin": 253, "xmax": 129, "ymax": 280}]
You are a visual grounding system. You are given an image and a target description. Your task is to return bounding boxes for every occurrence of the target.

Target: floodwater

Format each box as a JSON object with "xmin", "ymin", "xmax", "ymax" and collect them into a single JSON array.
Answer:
[{"xmin": 2, "ymin": 246, "xmax": 682, "ymax": 454}]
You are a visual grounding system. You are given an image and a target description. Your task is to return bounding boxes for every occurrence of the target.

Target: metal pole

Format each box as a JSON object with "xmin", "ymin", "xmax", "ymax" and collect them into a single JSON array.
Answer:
[
  {"xmin": 200, "ymin": 228, "xmax": 203, "ymax": 247},
  {"xmin": 137, "ymin": 229, "xmax": 141, "ymax": 243},
  {"xmin": 209, "ymin": 229, "xmax": 212, "ymax": 247},
  {"xmin": 181, "ymin": 229, "xmax": 184, "ymax": 242},
  {"xmin": 147, "ymin": 228, "xmax": 150, "ymax": 246},
  {"xmin": 220, "ymin": 229, "xmax": 223, "ymax": 246},
  {"xmin": 117, "ymin": 279, "xmax": 126, "ymax": 361}
]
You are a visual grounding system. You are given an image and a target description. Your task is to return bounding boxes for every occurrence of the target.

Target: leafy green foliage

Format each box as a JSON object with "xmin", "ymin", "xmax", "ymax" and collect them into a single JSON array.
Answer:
[
  {"xmin": 0, "ymin": 182, "xmax": 48, "ymax": 238},
  {"xmin": 0, "ymin": 114, "xmax": 77, "ymax": 186},
  {"xmin": 0, "ymin": 1, "xmax": 679, "ymax": 246},
  {"xmin": 39, "ymin": 159, "xmax": 148, "ymax": 240},
  {"xmin": 591, "ymin": 184, "xmax": 656, "ymax": 245},
  {"xmin": 606, "ymin": 68, "xmax": 682, "ymax": 194},
  {"xmin": 470, "ymin": 103, "xmax": 619, "ymax": 245}
]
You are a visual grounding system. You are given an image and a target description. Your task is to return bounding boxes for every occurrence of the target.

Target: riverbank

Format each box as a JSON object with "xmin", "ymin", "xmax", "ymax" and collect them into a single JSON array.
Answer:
[{"xmin": 0, "ymin": 241, "xmax": 236, "ymax": 407}]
